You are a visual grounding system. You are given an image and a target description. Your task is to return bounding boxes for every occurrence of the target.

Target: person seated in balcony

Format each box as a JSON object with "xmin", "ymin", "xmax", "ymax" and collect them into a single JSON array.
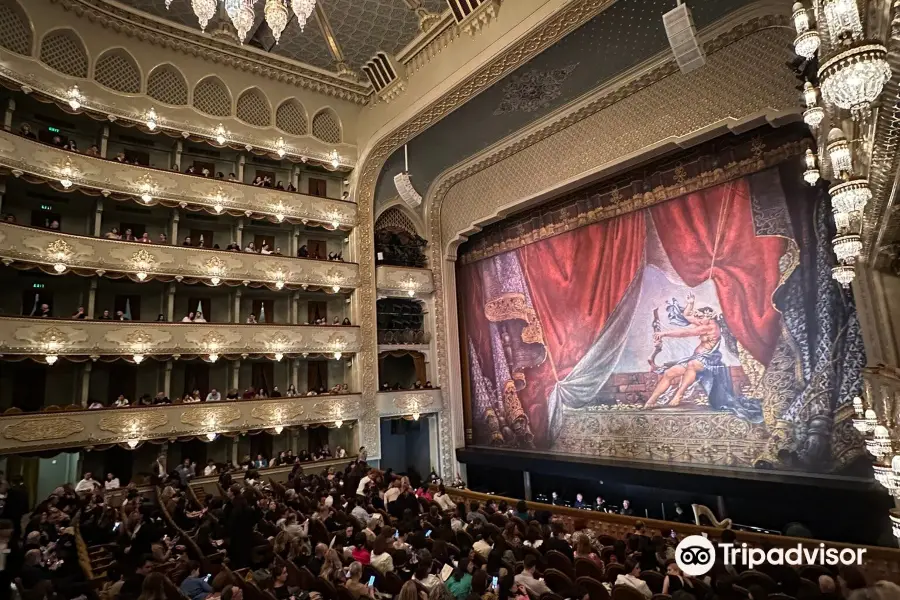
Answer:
[
  {"xmin": 138, "ymin": 232, "xmax": 152, "ymax": 244},
  {"xmin": 287, "ymin": 183, "xmax": 297, "ymax": 192},
  {"xmin": 37, "ymin": 303, "xmax": 51, "ymax": 318},
  {"xmin": 203, "ymin": 460, "xmax": 217, "ymax": 477},
  {"xmin": 158, "ymin": 233, "xmax": 168, "ymax": 244},
  {"xmin": 201, "ymin": 168, "xmax": 211, "ymax": 178},
  {"xmin": 105, "ymin": 472, "xmax": 121, "ymax": 490},
  {"xmin": 263, "ymin": 176, "xmax": 273, "ymax": 188},
  {"xmin": 99, "ymin": 309, "xmax": 113, "ymax": 320},
  {"xmin": 244, "ymin": 242, "xmax": 257, "ymax": 253},
  {"xmin": 206, "ymin": 388, "xmax": 221, "ymax": 402},
  {"xmin": 242, "ymin": 386, "xmax": 257, "ymax": 400},
  {"xmin": 306, "ymin": 389, "xmax": 317, "ymax": 397},
  {"xmin": 275, "ymin": 181, "xmax": 285, "ymax": 190},
  {"xmin": 66, "ymin": 140, "xmax": 79, "ymax": 153},
  {"xmin": 270, "ymin": 386, "xmax": 282, "ymax": 397},
  {"xmin": 424, "ymin": 381, "xmax": 433, "ymax": 389},
  {"xmin": 246, "ymin": 313, "xmax": 258, "ymax": 324},
  {"xmin": 4, "ymin": 214, "xmax": 15, "ymax": 223},
  {"xmin": 332, "ymin": 316, "xmax": 341, "ymax": 325},
  {"xmin": 156, "ymin": 314, "xmax": 167, "ymax": 322},
  {"xmin": 105, "ymin": 227, "xmax": 122, "ymax": 240},
  {"xmin": 226, "ymin": 389, "xmax": 239, "ymax": 400},
  {"xmin": 113, "ymin": 394, "xmax": 130, "ymax": 408},
  {"xmin": 86, "ymin": 144, "xmax": 100, "ymax": 157},
  {"xmin": 194, "ymin": 311, "xmax": 207, "ymax": 323},
  {"xmin": 228, "ymin": 173, "xmax": 238, "ymax": 182},
  {"xmin": 182, "ymin": 393, "xmax": 199, "ymax": 404},
  {"xmin": 137, "ymin": 393, "xmax": 154, "ymax": 406},
  {"xmin": 226, "ymin": 241, "xmax": 240, "ymax": 251},
  {"xmin": 413, "ymin": 381, "xmax": 422, "ymax": 390},
  {"xmin": 88, "ymin": 399, "xmax": 104, "ymax": 409},
  {"xmin": 124, "ymin": 228, "xmax": 136, "ymax": 241},
  {"xmin": 335, "ymin": 445, "xmax": 346, "ymax": 459},
  {"xmin": 252, "ymin": 176, "xmax": 264, "ymax": 186},
  {"xmin": 114, "ymin": 151, "xmax": 127, "ymax": 163},
  {"xmin": 285, "ymin": 384, "xmax": 297, "ymax": 397},
  {"xmin": 298, "ymin": 245, "xmax": 309, "ymax": 258},
  {"xmin": 252, "ymin": 454, "xmax": 268, "ymax": 469},
  {"xmin": 154, "ymin": 392, "xmax": 170, "ymax": 405},
  {"xmin": 342, "ymin": 318, "xmax": 351, "ymax": 325},
  {"xmin": 190, "ymin": 389, "xmax": 202, "ymax": 402},
  {"xmin": 71, "ymin": 307, "xmax": 87, "ymax": 320},
  {"xmin": 50, "ymin": 134, "xmax": 65, "ymax": 148},
  {"xmin": 18, "ymin": 122, "xmax": 36, "ymax": 139},
  {"xmin": 260, "ymin": 242, "xmax": 273, "ymax": 255},
  {"xmin": 115, "ymin": 310, "xmax": 129, "ymax": 321},
  {"xmin": 185, "ymin": 165, "xmax": 197, "ymax": 175},
  {"xmin": 183, "ymin": 236, "xmax": 193, "ymax": 247},
  {"xmin": 274, "ymin": 247, "xmax": 283, "ymax": 255},
  {"xmin": 182, "ymin": 311, "xmax": 195, "ymax": 322},
  {"xmin": 48, "ymin": 220, "xmax": 60, "ymax": 230},
  {"xmin": 216, "ymin": 172, "xmax": 225, "ymax": 180},
  {"xmin": 75, "ymin": 472, "xmax": 101, "ymax": 493}
]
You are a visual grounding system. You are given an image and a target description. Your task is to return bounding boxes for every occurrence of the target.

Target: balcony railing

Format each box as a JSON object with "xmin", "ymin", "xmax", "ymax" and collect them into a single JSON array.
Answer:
[
  {"xmin": 0, "ymin": 316, "xmax": 360, "ymax": 360},
  {"xmin": 376, "ymin": 388, "xmax": 442, "ymax": 418},
  {"xmin": 375, "ymin": 265, "xmax": 434, "ymax": 297},
  {"xmin": 0, "ymin": 130, "xmax": 357, "ymax": 227},
  {"xmin": 0, "ymin": 222, "xmax": 359, "ymax": 290},
  {"xmin": 0, "ymin": 394, "xmax": 362, "ymax": 453}
]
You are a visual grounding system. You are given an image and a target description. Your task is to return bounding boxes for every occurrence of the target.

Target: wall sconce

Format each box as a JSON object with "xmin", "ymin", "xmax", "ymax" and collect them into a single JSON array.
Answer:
[
  {"xmin": 138, "ymin": 173, "xmax": 155, "ymax": 203},
  {"xmin": 274, "ymin": 352, "xmax": 284, "ymax": 361},
  {"xmin": 274, "ymin": 425, "xmax": 284, "ymax": 434},
  {"xmin": 145, "ymin": 108, "xmax": 158, "ymax": 131},
  {"xmin": 332, "ymin": 285, "xmax": 341, "ymax": 293},
  {"xmin": 58, "ymin": 158, "xmax": 75, "ymax": 189},
  {"xmin": 333, "ymin": 352, "xmax": 342, "ymax": 360},
  {"xmin": 412, "ymin": 411, "xmax": 420, "ymax": 421},
  {"xmin": 66, "ymin": 85, "xmax": 82, "ymax": 110},
  {"xmin": 133, "ymin": 354, "xmax": 145, "ymax": 364},
  {"xmin": 208, "ymin": 353, "xmax": 219, "ymax": 363},
  {"xmin": 803, "ymin": 149, "xmax": 820, "ymax": 186}
]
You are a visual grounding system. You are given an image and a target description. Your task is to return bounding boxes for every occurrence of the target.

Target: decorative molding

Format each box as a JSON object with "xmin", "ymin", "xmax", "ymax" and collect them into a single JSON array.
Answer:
[
  {"xmin": 0, "ymin": 130, "xmax": 357, "ymax": 227},
  {"xmin": 0, "ymin": 222, "xmax": 359, "ymax": 290},
  {"xmin": 375, "ymin": 265, "xmax": 434, "ymax": 297},
  {"xmin": 0, "ymin": 395, "xmax": 364, "ymax": 453},
  {"xmin": 376, "ymin": 389, "xmax": 442, "ymax": 417},
  {"xmin": 458, "ymin": 0, "xmax": 502, "ymax": 37},
  {"xmin": 48, "ymin": 0, "xmax": 371, "ymax": 103},
  {"xmin": 0, "ymin": 317, "xmax": 361, "ymax": 358}
]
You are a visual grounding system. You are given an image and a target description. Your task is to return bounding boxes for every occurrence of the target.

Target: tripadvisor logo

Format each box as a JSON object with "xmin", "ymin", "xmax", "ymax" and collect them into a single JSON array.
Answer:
[{"xmin": 675, "ymin": 535, "xmax": 867, "ymax": 576}]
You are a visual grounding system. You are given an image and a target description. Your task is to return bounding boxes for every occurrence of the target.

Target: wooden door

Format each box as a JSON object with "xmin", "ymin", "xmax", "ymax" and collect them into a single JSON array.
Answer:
[
  {"xmin": 22, "ymin": 290, "xmax": 53, "ymax": 316},
  {"xmin": 183, "ymin": 361, "xmax": 210, "ymax": 398},
  {"xmin": 307, "ymin": 177, "xmax": 327, "ymax": 197},
  {"xmin": 307, "ymin": 239, "xmax": 326, "ymax": 260},
  {"xmin": 13, "ymin": 362, "xmax": 46, "ymax": 411},
  {"xmin": 114, "ymin": 294, "xmax": 141, "ymax": 320},
  {"xmin": 307, "ymin": 301, "xmax": 326, "ymax": 324},
  {"xmin": 108, "ymin": 362, "xmax": 137, "ymax": 404},
  {"xmin": 252, "ymin": 299, "xmax": 275, "ymax": 323},
  {"xmin": 251, "ymin": 362, "xmax": 274, "ymax": 395},
  {"xmin": 307, "ymin": 361, "xmax": 327, "ymax": 393},
  {"xmin": 186, "ymin": 297, "xmax": 212, "ymax": 321},
  {"xmin": 190, "ymin": 229, "xmax": 214, "ymax": 248}
]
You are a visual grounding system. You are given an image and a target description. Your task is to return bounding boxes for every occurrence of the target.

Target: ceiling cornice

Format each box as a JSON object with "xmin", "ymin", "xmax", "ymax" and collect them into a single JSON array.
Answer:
[{"xmin": 50, "ymin": 0, "xmax": 372, "ymax": 104}]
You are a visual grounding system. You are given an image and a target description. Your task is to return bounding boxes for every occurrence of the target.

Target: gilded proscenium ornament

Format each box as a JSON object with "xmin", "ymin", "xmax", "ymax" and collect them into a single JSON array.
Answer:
[
  {"xmin": 0, "ymin": 221, "xmax": 360, "ymax": 289},
  {"xmin": 3, "ymin": 417, "xmax": 85, "ymax": 442},
  {"xmin": 375, "ymin": 265, "xmax": 434, "ymax": 296},
  {"xmin": 250, "ymin": 402, "xmax": 306, "ymax": 424},
  {"xmin": 98, "ymin": 412, "xmax": 169, "ymax": 435},
  {"xmin": 181, "ymin": 406, "xmax": 243, "ymax": 429},
  {"xmin": 0, "ymin": 130, "xmax": 358, "ymax": 226}
]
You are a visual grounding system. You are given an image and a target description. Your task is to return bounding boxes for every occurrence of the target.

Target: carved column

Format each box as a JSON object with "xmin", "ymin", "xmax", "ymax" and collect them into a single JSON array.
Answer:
[
  {"xmin": 93, "ymin": 199, "xmax": 104, "ymax": 237},
  {"xmin": 292, "ymin": 358, "xmax": 300, "ymax": 392},
  {"xmin": 166, "ymin": 283, "xmax": 175, "ymax": 321},
  {"xmin": 80, "ymin": 363, "xmax": 91, "ymax": 407},
  {"xmin": 164, "ymin": 360, "xmax": 173, "ymax": 399},
  {"xmin": 100, "ymin": 125, "xmax": 110, "ymax": 159},
  {"xmin": 3, "ymin": 98, "xmax": 14, "ymax": 132},
  {"xmin": 87, "ymin": 279, "xmax": 98, "ymax": 318},
  {"xmin": 170, "ymin": 209, "xmax": 180, "ymax": 245},
  {"xmin": 236, "ymin": 218, "xmax": 244, "ymax": 247},
  {"xmin": 291, "ymin": 165, "xmax": 300, "ymax": 190},
  {"xmin": 174, "ymin": 140, "xmax": 183, "ymax": 171},
  {"xmin": 238, "ymin": 154, "xmax": 246, "ymax": 181},
  {"xmin": 233, "ymin": 289, "xmax": 243, "ymax": 324},
  {"xmin": 230, "ymin": 363, "xmax": 239, "ymax": 394},
  {"xmin": 291, "ymin": 291, "xmax": 300, "ymax": 324},
  {"xmin": 290, "ymin": 225, "xmax": 300, "ymax": 257},
  {"xmin": 0, "ymin": 181, "xmax": 5, "ymax": 216},
  {"xmin": 440, "ymin": 256, "xmax": 464, "ymax": 478}
]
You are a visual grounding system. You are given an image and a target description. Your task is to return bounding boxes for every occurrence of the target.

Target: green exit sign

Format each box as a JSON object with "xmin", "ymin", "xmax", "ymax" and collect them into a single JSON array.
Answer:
[
  {"xmin": 47, "ymin": 126, "xmax": 60, "ymax": 133},
  {"xmin": 40, "ymin": 204, "xmax": 52, "ymax": 211},
  {"xmin": 32, "ymin": 283, "xmax": 44, "ymax": 289}
]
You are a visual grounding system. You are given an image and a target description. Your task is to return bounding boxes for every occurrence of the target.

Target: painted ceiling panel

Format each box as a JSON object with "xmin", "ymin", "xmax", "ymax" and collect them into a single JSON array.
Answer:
[{"xmin": 374, "ymin": 0, "xmax": 754, "ymax": 205}]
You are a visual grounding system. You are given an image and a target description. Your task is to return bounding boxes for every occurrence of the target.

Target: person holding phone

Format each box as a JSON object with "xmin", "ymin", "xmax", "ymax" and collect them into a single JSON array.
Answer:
[
  {"xmin": 343, "ymin": 562, "xmax": 375, "ymax": 599},
  {"xmin": 180, "ymin": 561, "xmax": 213, "ymax": 600}
]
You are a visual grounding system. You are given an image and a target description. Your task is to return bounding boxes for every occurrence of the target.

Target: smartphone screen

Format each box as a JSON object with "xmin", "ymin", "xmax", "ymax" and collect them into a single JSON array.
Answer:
[
  {"xmin": 204, "ymin": 575, "xmax": 212, "ymax": 582},
  {"xmin": 367, "ymin": 576, "xmax": 376, "ymax": 587},
  {"xmin": 491, "ymin": 576, "xmax": 498, "ymax": 590},
  {"xmin": 113, "ymin": 522, "xmax": 121, "ymax": 531},
  {"xmin": 393, "ymin": 531, "xmax": 399, "ymax": 539},
  {"xmin": 425, "ymin": 530, "xmax": 432, "ymax": 538}
]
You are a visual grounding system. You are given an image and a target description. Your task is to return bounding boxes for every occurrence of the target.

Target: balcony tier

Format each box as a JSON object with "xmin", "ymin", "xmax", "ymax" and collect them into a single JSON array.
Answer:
[
  {"xmin": 0, "ymin": 394, "xmax": 362, "ymax": 453},
  {"xmin": 0, "ymin": 317, "xmax": 360, "ymax": 359},
  {"xmin": 375, "ymin": 389, "xmax": 442, "ymax": 417},
  {"xmin": 0, "ymin": 130, "xmax": 357, "ymax": 227},
  {"xmin": 376, "ymin": 265, "xmax": 434, "ymax": 297},
  {"xmin": 0, "ymin": 222, "xmax": 358, "ymax": 290}
]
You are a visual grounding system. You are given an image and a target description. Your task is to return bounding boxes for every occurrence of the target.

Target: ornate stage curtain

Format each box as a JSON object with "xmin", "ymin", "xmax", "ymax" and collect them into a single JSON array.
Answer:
[{"xmin": 649, "ymin": 177, "xmax": 787, "ymax": 365}]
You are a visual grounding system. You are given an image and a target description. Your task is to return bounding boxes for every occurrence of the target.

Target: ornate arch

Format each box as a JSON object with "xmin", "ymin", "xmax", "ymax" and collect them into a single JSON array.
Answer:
[
  {"xmin": 192, "ymin": 75, "xmax": 232, "ymax": 117},
  {"xmin": 147, "ymin": 63, "xmax": 189, "ymax": 106},
  {"xmin": 0, "ymin": 0, "xmax": 33, "ymax": 56},
  {"xmin": 93, "ymin": 47, "xmax": 142, "ymax": 94},
  {"xmin": 375, "ymin": 203, "xmax": 424, "ymax": 238},
  {"xmin": 236, "ymin": 87, "xmax": 272, "ymax": 127},
  {"xmin": 311, "ymin": 107, "xmax": 342, "ymax": 144},
  {"xmin": 39, "ymin": 28, "xmax": 88, "ymax": 78},
  {"xmin": 276, "ymin": 98, "xmax": 308, "ymax": 136}
]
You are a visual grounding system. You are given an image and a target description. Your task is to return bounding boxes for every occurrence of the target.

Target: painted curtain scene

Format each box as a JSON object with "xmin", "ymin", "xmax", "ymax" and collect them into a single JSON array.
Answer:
[{"xmin": 457, "ymin": 151, "xmax": 866, "ymax": 473}]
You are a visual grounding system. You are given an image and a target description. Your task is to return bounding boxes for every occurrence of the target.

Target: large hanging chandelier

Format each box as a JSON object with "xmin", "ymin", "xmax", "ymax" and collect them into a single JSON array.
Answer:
[
  {"xmin": 181, "ymin": 0, "xmax": 316, "ymax": 42},
  {"xmin": 819, "ymin": 44, "xmax": 892, "ymax": 119}
]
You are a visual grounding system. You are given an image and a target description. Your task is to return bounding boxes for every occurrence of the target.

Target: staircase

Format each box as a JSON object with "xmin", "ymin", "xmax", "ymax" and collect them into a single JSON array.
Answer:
[
  {"xmin": 88, "ymin": 544, "xmax": 114, "ymax": 579},
  {"xmin": 191, "ymin": 484, "xmax": 207, "ymax": 506}
]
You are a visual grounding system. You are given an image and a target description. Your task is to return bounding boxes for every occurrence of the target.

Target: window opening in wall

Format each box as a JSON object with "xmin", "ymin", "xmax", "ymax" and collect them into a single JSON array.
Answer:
[
  {"xmin": 307, "ymin": 360, "xmax": 328, "ymax": 392},
  {"xmin": 21, "ymin": 290, "xmax": 53, "ymax": 316},
  {"xmin": 307, "ymin": 239, "xmax": 326, "ymax": 260},
  {"xmin": 189, "ymin": 229, "xmax": 215, "ymax": 248},
  {"xmin": 251, "ymin": 299, "xmax": 274, "ymax": 323},
  {"xmin": 31, "ymin": 209, "xmax": 62, "ymax": 230},
  {"xmin": 307, "ymin": 301, "xmax": 326, "ymax": 324},
  {"xmin": 252, "ymin": 362, "xmax": 274, "ymax": 395},
  {"xmin": 184, "ymin": 361, "xmax": 210, "ymax": 399},
  {"xmin": 114, "ymin": 294, "xmax": 141, "ymax": 320},
  {"xmin": 307, "ymin": 177, "xmax": 327, "ymax": 197},
  {"xmin": 186, "ymin": 297, "xmax": 211, "ymax": 321}
]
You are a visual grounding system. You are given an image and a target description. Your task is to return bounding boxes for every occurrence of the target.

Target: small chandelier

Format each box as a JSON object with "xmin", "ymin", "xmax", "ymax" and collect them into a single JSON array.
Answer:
[
  {"xmin": 214, "ymin": 123, "xmax": 227, "ymax": 145},
  {"xmin": 832, "ymin": 264, "xmax": 856, "ymax": 287},
  {"xmin": 830, "ymin": 178, "xmax": 871, "ymax": 214},
  {"xmin": 138, "ymin": 173, "xmax": 155, "ymax": 203},
  {"xmin": 792, "ymin": 2, "xmax": 820, "ymax": 59},
  {"xmin": 58, "ymin": 158, "xmax": 75, "ymax": 189},
  {"xmin": 275, "ymin": 136, "xmax": 286, "ymax": 158},
  {"xmin": 329, "ymin": 150, "xmax": 340, "ymax": 168},
  {"xmin": 819, "ymin": 43, "xmax": 891, "ymax": 119},
  {"xmin": 802, "ymin": 83, "xmax": 824, "ymax": 129},
  {"xmin": 291, "ymin": 0, "xmax": 316, "ymax": 31},
  {"xmin": 867, "ymin": 425, "xmax": 893, "ymax": 459},
  {"xmin": 833, "ymin": 234, "xmax": 862, "ymax": 262},
  {"xmin": 66, "ymin": 85, "xmax": 82, "ymax": 110},
  {"xmin": 822, "ymin": 0, "xmax": 864, "ymax": 47},
  {"xmin": 265, "ymin": 0, "xmax": 289, "ymax": 43},
  {"xmin": 145, "ymin": 108, "xmax": 158, "ymax": 131},
  {"xmin": 803, "ymin": 149, "xmax": 820, "ymax": 185},
  {"xmin": 826, "ymin": 128, "xmax": 852, "ymax": 178},
  {"xmin": 191, "ymin": 0, "xmax": 217, "ymax": 31}
]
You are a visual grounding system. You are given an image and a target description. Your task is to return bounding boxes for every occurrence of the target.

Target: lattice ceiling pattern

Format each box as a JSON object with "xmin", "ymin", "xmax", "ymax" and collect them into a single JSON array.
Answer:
[
  {"xmin": 114, "ymin": 0, "xmax": 448, "ymax": 74},
  {"xmin": 311, "ymin": 109, "xmax": 341, "ymax": 143},
  {"xmin": 0, "ymin": 2, "xmax": 32, "ymax": 56},
  {"xmin": 146, "ymin": 64, "xmax": 189, "ymax": 105},
  {"xmin": 236, "ymin": 87, "xmax": 272, "ymax": 127},
  {"xmin": 276, "ymin": 99, "xmax": 309, "ymax": 136},
  {"xmin": 39, "ymin": 29, "xmax": 89, "ymax": 78},
  {"xmin": 376, "ymin": 207, "xmax": 418, "ymax": 235},
  {"xmin": 94, "ymin": 49, "xmax": 142, "ymax": 93}
]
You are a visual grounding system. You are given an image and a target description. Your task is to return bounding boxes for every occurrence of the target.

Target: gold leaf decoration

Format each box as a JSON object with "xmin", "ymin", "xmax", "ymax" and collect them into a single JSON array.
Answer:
[
  {"xmin": 181, "ymin": 406, "xmax": 242, "ymax": 428},
  {"xmin": 98, "ymin": 412, "xmax": 169, "ymax": 435},
  {"xmin": 250, "ymin": 402, "xmax": 306, "ymax": 423},
  {"xmin": 4, "ymin": 417, "xmax": 85, "ymax": 441}
]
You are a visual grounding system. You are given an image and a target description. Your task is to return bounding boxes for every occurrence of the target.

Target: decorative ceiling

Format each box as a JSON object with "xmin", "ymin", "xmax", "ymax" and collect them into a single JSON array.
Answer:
[
  {"xmin": 374, "ymin": 0, "xmax": 756, "ymax": 205},
  {"xmin": 117, "ymin": 0, "xmax": 446, "ymax": 73}
]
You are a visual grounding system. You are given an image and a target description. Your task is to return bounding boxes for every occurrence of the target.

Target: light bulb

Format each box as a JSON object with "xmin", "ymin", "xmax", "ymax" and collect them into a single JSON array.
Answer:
[
  {"xmin": 275, "ymin": 280, "xmax": 285, "ymax": 290},
  {"xmin": 206, "ymin": 432, "xmax": 217, "ymax": 441},
  {"xmin": 127, "ymin": 439, "xmax": 139, "ymax": 449},
  {"xmin": 274, "ymin": 352, "xmax": 284, "ymax": 361},
  {"xmin": 133, "ymin": 354, "xmax": 145, "ymax": 364},
  {"xmin": 46, "ymin": 354, "xmax": 58, "ymax": 366},
  {"xmin": 137, "ymin": 272, "xmax": 148, "ymax": 281},
  {"xmin": 208, "ymin": 353, "xmax": 219, "ymax": 363},
  {"xmin": 334, "ymin": 420, "xmax": 343, "ymax": 428},
  {"xmin": 53, "ymin": 263, "xmax": 67, "ymax": 273},
  {"xmin": 274, "ymin": 425, "xmax": 284, "ymax": 434},
  {"xmin": 333, "ymin": 352, "xmax": 342, "ymax": 360},
  {"xmin": 332, "ymin": 285, "xmax": 341, "ymax": 293}
]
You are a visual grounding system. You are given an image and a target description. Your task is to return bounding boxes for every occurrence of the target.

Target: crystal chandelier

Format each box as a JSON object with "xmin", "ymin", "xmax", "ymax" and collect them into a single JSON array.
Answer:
[
  {"xmin": 183, "ymin": 0, "xmax": 316, "ymax": 42},
  {"xmin": 265, "ymin": 0, "xmax": 289, "ymax": 42},
  {"xmin": 832, "ymin": 264, "xmax": 855, "ymax": 287},
  {"xmin": 826, "ymin": 127, "xmax": 852, "ymax": 178},
  {"xmin": 802, "ymin": 82, "xmax": 824, "ymax": 129},
  {"xmin": 819, "ymin": 43, "xmax": 892, "ymax": 119},
  {"xmin": 792, "ymin": 2, "xmax": 820, "ymax": 59},
  {"xmin": 189, "ymin": 0, "xmax": 217, "ymax": 31},
  {"xmin": 291, "ymin": 0, "xmax": 316, "ymax": 30},
  {"xmin": 803, "ymin": 148, "xmax": 820, "ymax": 185},
  {"xmin": 833, "ymin": 234, "xmax": 862, "ymax": 262},
  {"xmin": 829, "ymin": 178, "xmax": 871, "ymax": 214}
]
